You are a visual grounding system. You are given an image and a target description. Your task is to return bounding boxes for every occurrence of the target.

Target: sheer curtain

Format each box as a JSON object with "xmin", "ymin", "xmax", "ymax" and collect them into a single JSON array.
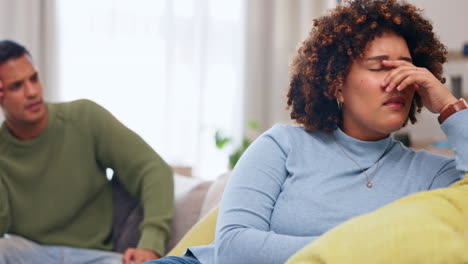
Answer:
[
  {"xmin": 0, "ymin": 0, "xmax": 58, "ymax": 122},
  {"xmin": 56, "ymin": 0, "xmax": 245, "ymax": 179},
  {"xmin": 242, "ymin": 0, "xmax": 332, "ymax": 130}
]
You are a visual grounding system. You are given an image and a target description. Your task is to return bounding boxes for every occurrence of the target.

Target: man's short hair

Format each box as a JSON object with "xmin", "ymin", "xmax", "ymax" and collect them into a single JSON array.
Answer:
[{"xmin": 0, "ymin": 40, "xmax": 30, "ymax": 65}]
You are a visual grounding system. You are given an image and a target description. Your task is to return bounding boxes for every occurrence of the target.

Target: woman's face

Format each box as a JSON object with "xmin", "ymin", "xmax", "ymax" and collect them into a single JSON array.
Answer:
[{"xmin": 336, "ymin": 31, "xmax": 415, "ymax": 141}]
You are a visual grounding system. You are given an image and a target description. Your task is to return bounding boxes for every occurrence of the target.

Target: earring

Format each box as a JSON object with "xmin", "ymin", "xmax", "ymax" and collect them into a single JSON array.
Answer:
[{"xmin": 336, "ymin": 98, "xmax": 343, "ymax": 109}]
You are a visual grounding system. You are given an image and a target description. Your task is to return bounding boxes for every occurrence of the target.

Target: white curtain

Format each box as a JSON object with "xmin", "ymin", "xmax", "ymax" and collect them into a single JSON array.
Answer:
[
  {"xmin": 1, "ymin": 0, "xmax": 331, "ymax": 178},
  {"xmin": 243, "ymin": 0, "xmax": 333, "ymax": 131},
  {"xmin": 0, "ymin": 0, "xmax": 58, "ymax": 122},
  {"xmin": 56, "ymin": 0, "xmax": 245, "ymax": 180}
]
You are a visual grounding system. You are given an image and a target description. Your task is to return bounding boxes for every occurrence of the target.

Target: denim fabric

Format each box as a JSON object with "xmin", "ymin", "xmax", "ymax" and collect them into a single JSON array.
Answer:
[
  {"xmin": 143, "ymin": 256, "xmax": 201, "ymax": 264},
  {"xmin": 0, "ymin": 235, "xmax": 122, "ymax": 264}
]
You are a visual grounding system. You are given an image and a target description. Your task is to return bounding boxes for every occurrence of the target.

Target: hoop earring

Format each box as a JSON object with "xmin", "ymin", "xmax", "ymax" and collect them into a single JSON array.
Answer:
[{"xmin": 336, "ymin": 99, "xmax": 343, "ymax": 109}]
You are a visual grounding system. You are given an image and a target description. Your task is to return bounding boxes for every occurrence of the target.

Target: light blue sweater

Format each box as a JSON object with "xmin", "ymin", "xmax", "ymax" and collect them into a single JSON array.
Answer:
[{"xmin": 190, "ymin": 110, "xmax": 468, "ymax": 264}]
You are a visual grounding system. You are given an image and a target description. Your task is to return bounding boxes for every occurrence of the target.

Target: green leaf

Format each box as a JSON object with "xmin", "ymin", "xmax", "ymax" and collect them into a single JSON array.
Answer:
[
  {"xmin": 247, "ymin": 120, "xmax": 259, "ymax": 130},
  {"xmin": 241, "ymin": 136, "xmax": 250, "ymax": 146},
  {"xmin": 215, "ymin": 120, "xmax": 261, "ymax": 169},
  {"xmin": 215, "ymin": 130, "xmax": 232, "ymax": 149},
  {"xmin": 229, "ymin": 148, "xmax": 244, "ymax": 169}
]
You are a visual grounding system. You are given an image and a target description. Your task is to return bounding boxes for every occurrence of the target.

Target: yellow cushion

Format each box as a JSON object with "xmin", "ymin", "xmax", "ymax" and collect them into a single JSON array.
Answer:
[
  {"xmin": 287, "ymin": 174, "xmax": 468, "ymax": 264},
  {"xmin": 165, "ymin": 206, "xmax": 219, "ymax": 256}
]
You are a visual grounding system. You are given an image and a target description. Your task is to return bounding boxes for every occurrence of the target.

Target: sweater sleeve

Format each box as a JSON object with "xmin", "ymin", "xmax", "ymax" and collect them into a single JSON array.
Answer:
[
  {"xmin": 214, "ymin": 126, "xmax": 317, "ymax": 264},
  {"xmin": 0, "ymin": 176, "xmax": 11, "ymax": 236},
  {"xmin": 82, "ymin": 100, "xmax": 174, "ymax": 256},
  {"xmin": 429, "ymin": 109, "xmax": 468, "ymax": 189}
]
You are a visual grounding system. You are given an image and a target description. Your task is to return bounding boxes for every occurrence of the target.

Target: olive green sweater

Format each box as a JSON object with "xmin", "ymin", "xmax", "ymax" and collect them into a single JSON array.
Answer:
[{"xmin": 0, "ymin": 99, "xmax": 174, "ymax": 256}]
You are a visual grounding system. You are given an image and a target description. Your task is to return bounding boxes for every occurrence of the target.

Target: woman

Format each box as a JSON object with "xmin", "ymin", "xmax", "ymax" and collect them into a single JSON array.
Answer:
[{"xmin": 147, "ymin": 0, "xmax": 468, "ymax": 263}]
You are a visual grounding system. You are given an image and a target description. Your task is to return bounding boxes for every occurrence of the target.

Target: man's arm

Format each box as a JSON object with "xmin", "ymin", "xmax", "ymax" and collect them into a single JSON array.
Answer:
[
  {"xmin": 0, "ymin": 176, "xmax": 11, "ymax": 236},
  {"xmin": 0, "ymin": 82, "xmax": 8, "ymax": 236},
  {"xmin": 80, "ymin": 100, "xmax": 174, "ymax": 257}
]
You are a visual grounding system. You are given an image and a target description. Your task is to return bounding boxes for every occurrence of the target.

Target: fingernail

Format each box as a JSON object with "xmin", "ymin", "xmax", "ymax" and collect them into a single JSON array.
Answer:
[
  {"xmin": 385, "ymin": 86, "xmax": 391, "ymax": 92},
  {"xmin": 381, "ymin": 80, "xmax": 387, "ymax": 86},
  {"xmin": 396, "ymin": 85, "xmax": 401, "ymax": 91}
]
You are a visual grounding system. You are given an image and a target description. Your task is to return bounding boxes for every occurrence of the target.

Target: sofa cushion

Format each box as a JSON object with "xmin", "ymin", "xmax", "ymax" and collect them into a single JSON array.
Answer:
[
  {"xmin": 166, "ymin": 173, "xmax": 230, "ymax": 256},
  {"xmin": 111, "ymin": 176, "xmax": 143, "ymax": 253},
  {"xmin": 166, "ymin": 206, "xmax": 219, "ymax": 257},
  {"xmin": 286, "ymin": 175, "xmax": 468, "ymax": 264},
  {"xmin": 165, "ymin": 180, "xmax": 213, "ymax": 253},
  {"xmin": 199, "ymin": 172, "xmax": 230, "ymax": 219},
  {"xmin": 112, "ymin": 173, "xmax": 209, "ymax": 254},
  {"xmin": 112, "ymin": 172, "xmax": 226, "ymax": 255}
]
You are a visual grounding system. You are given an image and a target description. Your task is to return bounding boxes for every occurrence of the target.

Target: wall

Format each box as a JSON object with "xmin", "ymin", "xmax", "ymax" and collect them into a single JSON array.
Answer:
[
  {"xmin": 408, "ymin": 0, "xmax": 468, "ymax": 52},
  {"xmin": 399, "ymin": 0, "xmax": 468, "ymax": 144}
]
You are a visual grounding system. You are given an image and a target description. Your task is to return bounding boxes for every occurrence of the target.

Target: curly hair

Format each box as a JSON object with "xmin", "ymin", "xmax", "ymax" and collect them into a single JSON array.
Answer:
[{"xmin": 287, "ymin": 0, "xmax": 447, "ymax": 133}]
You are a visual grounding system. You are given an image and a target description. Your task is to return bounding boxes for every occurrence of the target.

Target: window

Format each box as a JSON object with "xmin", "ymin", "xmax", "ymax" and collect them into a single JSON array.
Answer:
[{"xmin": 57, "ymin": 0, "xmax": 245, "ymax": 179}]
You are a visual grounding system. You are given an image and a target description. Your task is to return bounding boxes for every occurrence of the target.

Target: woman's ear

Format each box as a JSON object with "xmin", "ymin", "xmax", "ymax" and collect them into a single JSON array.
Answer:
[{"xmin": 335, "ymin": 87, "xmax": 344, "ymax": 103}]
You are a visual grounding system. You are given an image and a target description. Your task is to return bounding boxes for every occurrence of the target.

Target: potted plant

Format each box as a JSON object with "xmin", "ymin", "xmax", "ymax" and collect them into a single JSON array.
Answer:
[{"xmin": 214, "ymin": 121, "xmax": 260, "ymax": 169}]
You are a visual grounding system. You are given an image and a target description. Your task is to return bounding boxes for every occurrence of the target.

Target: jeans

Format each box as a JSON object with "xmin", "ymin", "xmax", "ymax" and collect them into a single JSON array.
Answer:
[
  {"xmin": 0, "ymin": 234, "xmax": 122, "ymax": 264},
  {"xmin": 143, "ymin": 256, "xmax": 201, "ymax": 264}
]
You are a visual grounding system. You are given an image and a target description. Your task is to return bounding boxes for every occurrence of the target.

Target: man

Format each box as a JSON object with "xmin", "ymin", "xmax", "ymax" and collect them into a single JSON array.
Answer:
[{"xmin": 0, "ymin": 40, "xmax": 174, "ymax": 264}]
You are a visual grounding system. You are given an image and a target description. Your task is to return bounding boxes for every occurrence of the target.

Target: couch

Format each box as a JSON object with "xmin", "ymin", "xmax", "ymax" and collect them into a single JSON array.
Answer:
[{"xmin": 112, "ymin": 172, "xmax": 229, "ymax": 255}]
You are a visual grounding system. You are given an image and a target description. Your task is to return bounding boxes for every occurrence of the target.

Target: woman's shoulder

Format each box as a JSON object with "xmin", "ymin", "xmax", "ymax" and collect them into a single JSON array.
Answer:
[
  {"xmin": 269, "ymin": 123, "xmax": 327, "ymax": 136},
  {"xmin": 262, "ymin": 123, "xmax": 329, "ymax": 147},
  {"xmin": 268, "ymin": 123, "xmax": 303, "ymax": 133},
  {"xmin": 390, "ymin": 139, "xmax": 453, "ymax": 165},
  {"xmin": 265, "ymin": 123, "xmax": 308, "ymax": 138}
]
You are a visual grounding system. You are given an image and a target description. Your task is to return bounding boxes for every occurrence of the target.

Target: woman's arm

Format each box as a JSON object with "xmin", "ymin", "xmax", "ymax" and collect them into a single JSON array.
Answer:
[
  {"xmin": 382, "ymin": 60, "xmax": 467, "ymax": 189},
  {"xmin": 441, "ymin": 109, "xmax": 468, "ymax": 172},
  {"xmin": 214, "ymin": 127, "xmax": 317, "ymax": 264},
  {"xmin": 427, "ymin": 109, "xmax": 468, "ymax": 189}
]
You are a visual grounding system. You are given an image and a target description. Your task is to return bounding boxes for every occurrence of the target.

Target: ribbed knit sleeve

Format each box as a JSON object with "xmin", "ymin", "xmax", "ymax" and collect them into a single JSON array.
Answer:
[
  {"xmin": 213, "ymin": 125, "xmax": 317, "ymax": 264},
  {"xmin": 78, "ymin": 100, "xmax": 174, "ymax": 256},
  {"xmin": 0, "ymin": 176, "xmax": 10, "ymax": 236},
  {"xmin": 441, "ymin": 109, "xmax": 468, "ymax": 173},
  {"xmin": 425, "ymin": 109, "xmax": 468, "ymax": 189}
]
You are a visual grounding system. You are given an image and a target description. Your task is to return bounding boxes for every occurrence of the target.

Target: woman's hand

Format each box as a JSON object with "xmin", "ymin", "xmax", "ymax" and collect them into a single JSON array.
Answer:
[{"xmin": 380, "ymin": 60, "xmax": 457, "ymax": 113}]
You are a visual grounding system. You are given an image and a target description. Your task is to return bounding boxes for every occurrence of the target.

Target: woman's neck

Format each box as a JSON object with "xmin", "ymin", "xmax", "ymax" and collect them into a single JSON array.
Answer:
[{"xmin": 340, "ymin": 123, "xmax": 389, "ymax": 142}]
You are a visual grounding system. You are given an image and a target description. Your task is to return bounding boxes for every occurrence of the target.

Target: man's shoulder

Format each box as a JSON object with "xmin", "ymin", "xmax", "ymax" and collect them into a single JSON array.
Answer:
[
  {"xmin": 52, "ymin": 99, "xmax": 100, "ymax": 110},
  {"xmin": 50, "ymin": 99, "xmax": 106, "ymax": 119}
]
